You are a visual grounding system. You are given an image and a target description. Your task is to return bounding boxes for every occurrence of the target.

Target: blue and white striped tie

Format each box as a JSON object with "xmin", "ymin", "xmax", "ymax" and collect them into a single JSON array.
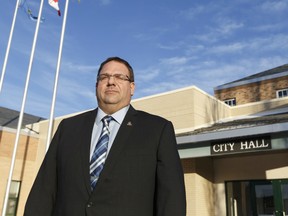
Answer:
[{"xmin": 90, "ymin": 116, "xmax": 112, "ymax": 190}]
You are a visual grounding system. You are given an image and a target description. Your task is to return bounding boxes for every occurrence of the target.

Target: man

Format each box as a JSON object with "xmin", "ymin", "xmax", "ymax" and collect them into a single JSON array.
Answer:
[{"xmin": 24, "ymin": 57, "xmax": 186, "ymax": 216}]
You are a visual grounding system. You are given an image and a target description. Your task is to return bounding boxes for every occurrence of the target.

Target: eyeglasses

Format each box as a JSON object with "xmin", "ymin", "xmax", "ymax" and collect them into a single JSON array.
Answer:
[{"xmin": 97, "ymin": 73, "xmax": 132, "ymax": 82}]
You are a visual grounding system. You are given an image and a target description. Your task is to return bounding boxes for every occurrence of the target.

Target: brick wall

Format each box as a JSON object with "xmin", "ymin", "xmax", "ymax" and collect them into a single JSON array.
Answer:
[{"xmin": 214, "ymin": 76, "xmax": 288, "ymax": 105}]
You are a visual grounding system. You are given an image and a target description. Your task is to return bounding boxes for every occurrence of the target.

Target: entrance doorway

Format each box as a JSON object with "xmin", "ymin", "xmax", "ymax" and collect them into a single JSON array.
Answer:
[{"xmin": 226, "ymin": 179, "xmax": 288, "ymax": 216}]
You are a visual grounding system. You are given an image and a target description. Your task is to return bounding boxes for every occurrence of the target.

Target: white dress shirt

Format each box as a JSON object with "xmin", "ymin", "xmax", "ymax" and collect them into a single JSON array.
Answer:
[{"xmin": 90, "ymin": 105, "xmax": 129, "ymax": 160}]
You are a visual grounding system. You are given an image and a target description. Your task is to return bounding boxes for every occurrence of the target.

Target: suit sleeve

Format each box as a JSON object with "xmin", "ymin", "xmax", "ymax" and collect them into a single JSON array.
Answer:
[
  {"xmin": 155, "ymin": 121, "xmax": 186, "ymax": 216},
  {"xmin": 24, "ymin": 121, "xmax": 63, "ymax": 216}
]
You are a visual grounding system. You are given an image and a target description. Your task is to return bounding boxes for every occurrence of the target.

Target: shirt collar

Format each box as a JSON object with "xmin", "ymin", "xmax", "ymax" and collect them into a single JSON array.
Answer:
[{"xmin": 96, "ymin": 105, "xmax": 130, "ymax": 125}]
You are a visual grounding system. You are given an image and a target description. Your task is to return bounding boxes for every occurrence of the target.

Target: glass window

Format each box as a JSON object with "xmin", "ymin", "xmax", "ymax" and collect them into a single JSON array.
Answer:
[
  {"xmin": 224, "ymin": 98, "xmax": 236, "ymax": 106},
  {"xmin": 226, "ymin": 181, "xmax": 251, "ymax": 216},
  {"xmin": 6, "ymin": 181, "xmax": 21, "ymax": 216},
  {"xmin": 226, "ymin": 180, "xmax": 288, "ymax": 216},
  {"xmin": 277, "ymin": 89, "xmax": 288, "ymax": 98}
]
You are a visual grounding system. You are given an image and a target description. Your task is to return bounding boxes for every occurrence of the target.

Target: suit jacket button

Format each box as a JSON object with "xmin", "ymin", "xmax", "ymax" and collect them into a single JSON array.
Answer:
[{"xmin": 87, "ymin": 202, "xmax": 93, "ymax": 208}]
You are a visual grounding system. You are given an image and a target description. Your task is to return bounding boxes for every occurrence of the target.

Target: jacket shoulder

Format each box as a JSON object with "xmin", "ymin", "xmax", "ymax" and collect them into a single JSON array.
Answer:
[
  {"xmin": 61, "ymin": 109, "xmax": 96, "ymax": 124},
  {"xmin": 54, "ymin": 109, "xmax": 97, "ymax": 132}
]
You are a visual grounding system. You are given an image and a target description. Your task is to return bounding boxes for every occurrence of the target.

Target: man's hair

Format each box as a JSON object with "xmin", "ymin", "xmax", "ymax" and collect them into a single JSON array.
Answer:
[{"xmin": 97, "ymin": 57, "xmax": 134, "ymax": 82}]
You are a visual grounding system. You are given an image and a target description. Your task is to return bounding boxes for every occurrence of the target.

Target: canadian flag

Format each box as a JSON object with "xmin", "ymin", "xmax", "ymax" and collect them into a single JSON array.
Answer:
[{"xmin": 48, "ymin": 0, "xmax": 61, "ymax": 16}]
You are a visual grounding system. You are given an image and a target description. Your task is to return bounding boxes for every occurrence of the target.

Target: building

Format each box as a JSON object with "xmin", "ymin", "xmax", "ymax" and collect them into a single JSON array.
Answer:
[
  {"xmin": 0, "ymin": 107, "xmax": 45, "ymax": 216},
  {"xmin": 1, "ymin": 65, "xmax": 288, "ymax": 216},
  {"xmin": 214, "ymin": 64, "xmax": 288, "ymax": 106}
]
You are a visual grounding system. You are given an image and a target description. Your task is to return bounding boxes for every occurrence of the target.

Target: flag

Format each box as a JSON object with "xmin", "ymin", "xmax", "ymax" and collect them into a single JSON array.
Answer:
[
  {"xmin": 18, "ymin": 0, "xmax": 45, "ymax": 22},
  {"xmin": 27, "ymin": 8, "xmax": 45, "ymax": 22},
  {"xmin": 48, "ymin": 0, "xmax": 61, "ymax": 16}
]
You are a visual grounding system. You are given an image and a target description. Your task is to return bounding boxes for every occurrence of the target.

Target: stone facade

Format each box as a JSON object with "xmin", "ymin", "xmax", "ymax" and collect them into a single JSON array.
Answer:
[{"xmin": 214, "ymin": 76, "xmax": 288, "ymax": 105}]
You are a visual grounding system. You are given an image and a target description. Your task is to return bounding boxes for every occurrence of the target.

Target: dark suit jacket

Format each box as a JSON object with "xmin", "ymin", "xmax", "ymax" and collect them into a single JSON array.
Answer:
[{"xmin": 24, "ymin": 106, "xmax": 186, "ymax": 216}]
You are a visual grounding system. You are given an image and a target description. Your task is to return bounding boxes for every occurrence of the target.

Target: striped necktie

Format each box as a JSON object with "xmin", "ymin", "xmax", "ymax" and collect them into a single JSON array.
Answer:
[{"xmin": 90, "ymin": 115, "xmax": 112, "ymax": 190}]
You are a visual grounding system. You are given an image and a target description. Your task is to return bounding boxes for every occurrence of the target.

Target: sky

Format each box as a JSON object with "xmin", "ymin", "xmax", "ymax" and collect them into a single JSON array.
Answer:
[{"xmin": 0, "ymin": 0, "xmax": 288, "ymax": 118}]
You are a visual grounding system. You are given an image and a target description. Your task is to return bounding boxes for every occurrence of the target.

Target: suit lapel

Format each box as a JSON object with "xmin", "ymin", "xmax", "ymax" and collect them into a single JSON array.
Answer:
[{"xmin": 80, "ymin": 109, "xmax": 98, "ymax": 194}]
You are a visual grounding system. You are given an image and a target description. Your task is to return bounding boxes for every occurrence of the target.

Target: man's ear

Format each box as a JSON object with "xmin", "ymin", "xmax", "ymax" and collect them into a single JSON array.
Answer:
[
  {"xmin": 95, "ymin": 82, "xmax": 98, "ymax": 95},
  {"xmin": 130, "ymin": 82, "xmax": 135, "ymax": 96}
]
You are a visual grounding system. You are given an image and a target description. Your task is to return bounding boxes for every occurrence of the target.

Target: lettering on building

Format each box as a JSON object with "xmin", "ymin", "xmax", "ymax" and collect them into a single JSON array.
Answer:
[{"xmin": 211, "ymin": 136, "xmax": 271, "ymax": 155}]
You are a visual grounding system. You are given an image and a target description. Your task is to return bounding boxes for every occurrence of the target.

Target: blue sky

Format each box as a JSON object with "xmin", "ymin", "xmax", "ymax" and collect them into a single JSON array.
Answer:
[{"xmin": 0, "ymin": 0, "xmax": 287, "ymax": 118}]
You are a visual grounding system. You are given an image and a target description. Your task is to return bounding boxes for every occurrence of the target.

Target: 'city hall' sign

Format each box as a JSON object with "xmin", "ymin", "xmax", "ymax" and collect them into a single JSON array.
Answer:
[{"xmin": 211, "ymin": 136, "xmax": 271, "ymax": 155}]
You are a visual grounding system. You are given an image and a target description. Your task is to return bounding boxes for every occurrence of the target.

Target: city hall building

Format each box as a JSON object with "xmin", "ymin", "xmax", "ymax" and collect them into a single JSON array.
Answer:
[{"xmin": 1, "ymin": 64, "xmax": 288, "ymax": 216}]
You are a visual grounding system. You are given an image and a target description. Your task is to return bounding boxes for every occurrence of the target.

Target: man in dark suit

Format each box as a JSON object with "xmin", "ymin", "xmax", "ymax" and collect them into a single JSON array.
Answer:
[{"xmin": 24, "ymin": 57, "xmax": 186, "ymax": 216}]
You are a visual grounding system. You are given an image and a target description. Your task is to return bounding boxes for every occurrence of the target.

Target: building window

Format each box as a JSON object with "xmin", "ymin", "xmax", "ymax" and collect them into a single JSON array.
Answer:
[
  {"xmin": 277, "ymin": 89, "xmax": 288, "ymax": 98},
  {"xmin": 226, "ymin": 179, "xmax": 288, "ymax": 216},
  {"xmin": 6, "ymin": 181, "xmax": 21, "ymax": 216},
  {"xmin": 224, "ymin": 98, "xmax": 236, "ymax": 106}
]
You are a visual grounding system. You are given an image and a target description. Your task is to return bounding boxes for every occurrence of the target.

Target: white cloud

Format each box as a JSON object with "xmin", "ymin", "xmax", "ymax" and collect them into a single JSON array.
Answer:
[
  {"xmin": 216, "ymin": 20, "xmax": 244, "ymax": 34},
  {"xmin": 157, "ymin": 43, "xmax": 181, "ymax": 50},
  {"xmin": 136, "ymin": 68, "xmax": 160, "ymax": 82},
  {"xmin": 136, "ymin": 81, "xmax": 184, "ymax": 97},
  {"xmin": 190, "ymin": 20, "xmax": 243, "ymax": 43},
  {"xmin": 261, "ymin": 0, "xmax": 288, "ymax": 12},
  {"xmin": 209, "ymin": 42, "xmax": 246, "ymax": 54},
  {"xmin": 252, "ymin": 23, "xmax": 284, "ymax": 32},
  {"xmin": 179, "ymin": 6, "xmax": 205, "ymax": 20},
  {"xmin": 159, "ymin": 56, "xmax": 190, "ymax": 66},
  {"xmin": 61, "ymin": 61, "xmax": 99, "ymax": 74}
]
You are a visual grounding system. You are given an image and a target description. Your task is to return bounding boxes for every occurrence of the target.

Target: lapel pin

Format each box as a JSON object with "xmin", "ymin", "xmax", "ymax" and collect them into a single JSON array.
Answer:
[{"xmin": 127, "ymin": 121, "xmax": 133, "ymax": 126}]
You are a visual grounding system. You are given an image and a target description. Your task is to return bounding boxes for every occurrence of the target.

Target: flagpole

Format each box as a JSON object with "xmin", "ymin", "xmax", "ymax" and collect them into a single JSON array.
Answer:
[
  {"xmin": 46, "ymin": 0, "xmax": 70, "ymax": 151},
  {"xmin": 1, "ymin": 0, "xmax": 45, "ymax": 215},
  {"xmin": 0, "ymin": 0, "xmax": 21, "ymax": 93}
]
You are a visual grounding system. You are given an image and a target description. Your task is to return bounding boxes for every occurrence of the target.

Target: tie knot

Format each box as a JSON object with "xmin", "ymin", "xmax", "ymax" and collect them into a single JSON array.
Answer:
[{"xmin": 102, "ymin": 115, "xmax": 113, "ymax": 127}]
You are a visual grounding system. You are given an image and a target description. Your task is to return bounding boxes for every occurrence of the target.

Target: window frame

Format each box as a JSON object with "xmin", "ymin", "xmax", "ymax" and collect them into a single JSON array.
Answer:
[
  {"xmin": 224, "ymin": 98, "xmax": 236, "ymax": 106},
  {"xmin": 276, "ymin": 88, "xmax": 288, "ymax": 98}
]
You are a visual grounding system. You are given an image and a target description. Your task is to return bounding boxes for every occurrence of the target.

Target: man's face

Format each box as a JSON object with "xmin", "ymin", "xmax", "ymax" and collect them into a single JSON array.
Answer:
[{"xmin": 96, "ymin": 60, "xmax": 135, "ymax": 113}]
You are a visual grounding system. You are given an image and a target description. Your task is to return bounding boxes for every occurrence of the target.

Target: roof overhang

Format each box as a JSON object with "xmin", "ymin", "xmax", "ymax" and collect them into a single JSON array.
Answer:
[{"xmin": 177, "ymin": 122, "xmax": 288, "ymax": 159}]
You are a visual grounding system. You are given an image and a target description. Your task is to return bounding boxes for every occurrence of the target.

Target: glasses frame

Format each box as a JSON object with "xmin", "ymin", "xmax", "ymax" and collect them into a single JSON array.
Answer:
[
  {"xmin": 97, "ymin": 73, "xmax": 133, "ymax": 82},
  {"xmin": 97, "ymin": 73, "xmax": 132, "ymax": 83}
]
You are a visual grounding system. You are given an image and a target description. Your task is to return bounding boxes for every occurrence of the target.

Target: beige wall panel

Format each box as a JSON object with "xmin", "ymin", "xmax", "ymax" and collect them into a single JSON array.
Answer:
[
  {"xmin": 184, "ymin": 173, "xmax": 196, "ymax": 216},
  {"xmin": 213, "ymin": 151, "xmax": 288, "ymax": 182},
  {"xmin": 16, "ymin": 160, "xmax": 36, "ymax": 216},
  {"xmin": 132, "ymin": 87, "xmax": 231, "ymax": 130},
  {"xmin": 132, "ymin": 87, "xmax": 196, "ymax": 129},
  {"xmin": 182, "ymin": 159, "xmax": 196, "ymax": 216},
  {"xmin": 231, "ymin": 97, "xmax": 288, "ymax": 116},
  {"xmin": 0, "ymin": 130, "xmax": 39, "ymax": 216},
  {"xmin": 182, "ymin": 158, "xmax": 215, "ymax": 216},
  {"xmin": 0, "ymin": 157, "xmax": 11, "ymax": 214},
  {"xmin": 194, "ymin": 174, "xmax": 215, "ymax": 216},
  {"xmin": 214, "ymin": 183, "xmax": 226, "ymax": 216}
]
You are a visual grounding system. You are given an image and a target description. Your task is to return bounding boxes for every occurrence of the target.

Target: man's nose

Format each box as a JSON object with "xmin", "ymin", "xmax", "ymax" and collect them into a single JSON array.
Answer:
[{"xmin": 107, "ymin": 76, "xmax": 116, "ymax": 84}]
